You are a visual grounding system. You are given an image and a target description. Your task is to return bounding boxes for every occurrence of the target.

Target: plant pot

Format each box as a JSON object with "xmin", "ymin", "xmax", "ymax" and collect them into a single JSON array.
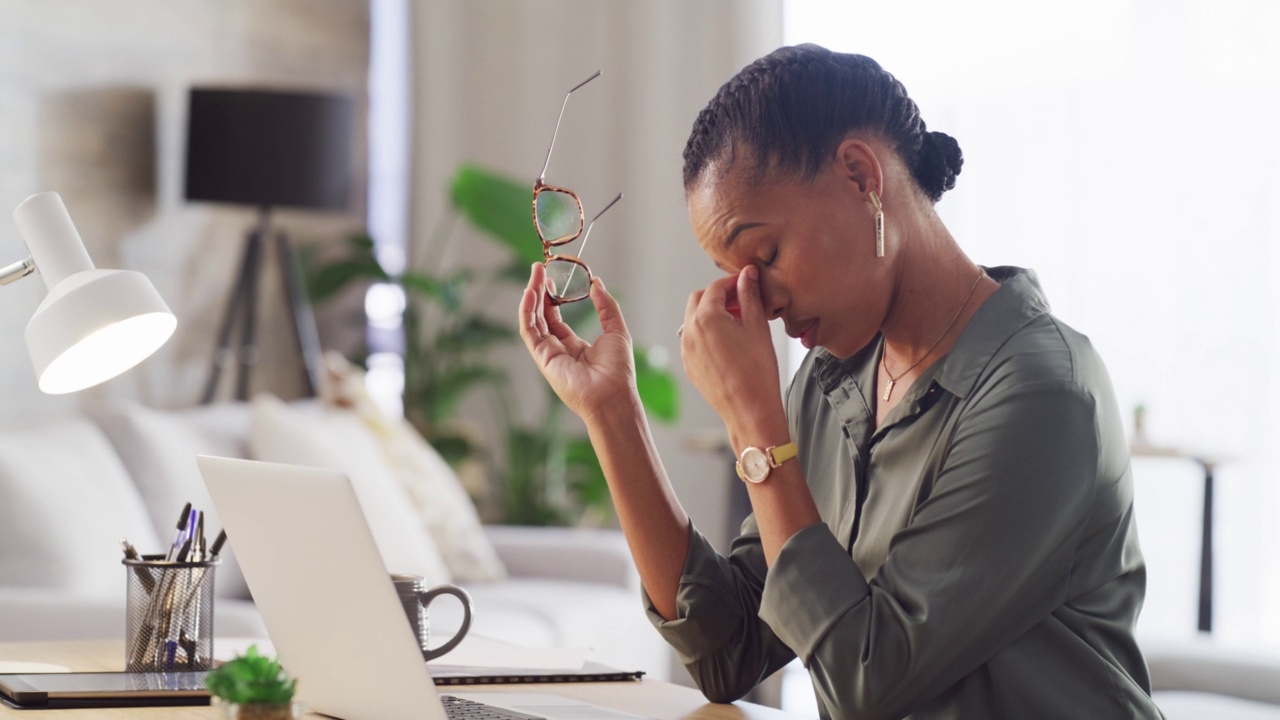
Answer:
[{"xmin": 216, "ymin": 700, "xmax": 304, "ymax": 720}]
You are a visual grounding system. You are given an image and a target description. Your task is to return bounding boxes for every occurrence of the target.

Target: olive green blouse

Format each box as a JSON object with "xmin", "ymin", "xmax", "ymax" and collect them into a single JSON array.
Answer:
[{"xmin": 644, "ymin": 267, "xmax": 1162, "ymax": 719}]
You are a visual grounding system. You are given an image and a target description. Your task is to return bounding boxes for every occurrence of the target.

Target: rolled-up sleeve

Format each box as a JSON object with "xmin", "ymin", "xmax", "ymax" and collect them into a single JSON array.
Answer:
[{"xmin": 642, "ymin": 522, "xmax": 797, "ymax": 703}]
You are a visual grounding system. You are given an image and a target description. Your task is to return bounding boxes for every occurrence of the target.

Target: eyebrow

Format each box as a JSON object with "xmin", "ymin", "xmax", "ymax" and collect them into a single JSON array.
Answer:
[{"xmin": 723, "ymin": 222, "xmax": 765, "ymax": 249}]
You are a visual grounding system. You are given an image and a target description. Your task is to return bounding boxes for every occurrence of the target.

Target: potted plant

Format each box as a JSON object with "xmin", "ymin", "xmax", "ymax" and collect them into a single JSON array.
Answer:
[
  {"xmin": 205, "ymin": 645, "xmax": 300, "ymax": 720},
  {"xmin": 306, "ymin": 164, "xmax": 680, "ymax": 526}
]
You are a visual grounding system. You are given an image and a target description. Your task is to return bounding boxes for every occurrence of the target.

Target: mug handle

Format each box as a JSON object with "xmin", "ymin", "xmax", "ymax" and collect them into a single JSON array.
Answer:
[{"xmin": 418, "ymin": 584, "xmax": 474, "ymax": 661}]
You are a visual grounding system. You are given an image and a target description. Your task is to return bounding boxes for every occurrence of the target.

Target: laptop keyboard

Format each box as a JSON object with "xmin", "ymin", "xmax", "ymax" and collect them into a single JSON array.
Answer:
[{"xmin": 441, "ymin": 694, "xmax": 545, "ymax": 720}]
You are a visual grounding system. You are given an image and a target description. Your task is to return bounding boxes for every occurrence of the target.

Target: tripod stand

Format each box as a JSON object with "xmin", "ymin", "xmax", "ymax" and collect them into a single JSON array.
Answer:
[{"xmin": 202, "ymin": 207, "xmax": 324, "ymax": 403}]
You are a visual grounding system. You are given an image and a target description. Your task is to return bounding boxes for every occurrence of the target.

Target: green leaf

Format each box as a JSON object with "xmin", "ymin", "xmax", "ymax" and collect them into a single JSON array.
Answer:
[
  {"xmin": 346, "ymin": 233, "xmax": 376, "ymax": 252},
  {"xmin": 450, "ymin": 164, "xmax": 544, "ymax": 267},
  {"xmin": 205, "ymin": 645, "xmax": 297, "ymax": 705},
  {"xmin": 400, "ymin": 271, "xmax": 464, "ymax": 312},
  {"xmin": 307, "ymin": 256, "xmax": 389, "ymax": 303},
  {"xmin": 437, "ymin": 317, "xmax": 516, "ymax": 352},
  {"xmin": 502, "ymin": 429, "xmax": 566, "ymax": 526},
  {"xmin": 564, "ymin": 437, "xmax": 609, "ymax": 510},
  {"xmin": 424, "ymin": 432, "xmax": 474, "ymax": 468},
  {"xmin": 497, "ymin": 258, "xmax": 535, "ymax": 284},
  {"xmin": 634, "ymin": 348, "xmax": 680, "ymax": 424},
  {"xmin": 426, "ymin": 365, "xmax": 508, "ymax": 421}
]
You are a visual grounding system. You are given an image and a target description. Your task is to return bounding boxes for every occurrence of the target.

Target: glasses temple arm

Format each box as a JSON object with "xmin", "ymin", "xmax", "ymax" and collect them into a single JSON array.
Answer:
[
  {"xmin": 537, "ymin": 70, "xmax": 602, "ymax": 181},
  {"xmin": 570, "ymin": 190, "xmax": 619, "ymax": 274}
]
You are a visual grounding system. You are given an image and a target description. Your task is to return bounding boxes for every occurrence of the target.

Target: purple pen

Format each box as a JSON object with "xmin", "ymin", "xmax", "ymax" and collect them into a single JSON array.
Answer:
[{"xmin": 165, "ymin": 502, "xmax": 193, "ymax": 561}]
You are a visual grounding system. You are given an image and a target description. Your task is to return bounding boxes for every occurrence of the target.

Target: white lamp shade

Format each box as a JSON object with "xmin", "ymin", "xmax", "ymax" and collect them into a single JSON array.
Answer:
[{"xmin": 25, "ymin": 268, "xmax": 177, "ymax": 394}]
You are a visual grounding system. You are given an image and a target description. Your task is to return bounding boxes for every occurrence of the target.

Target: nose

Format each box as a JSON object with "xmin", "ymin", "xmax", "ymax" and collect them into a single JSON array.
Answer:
[{"xmin": 758, "ymin": 276, "xmax": 785, "ymax": 320}]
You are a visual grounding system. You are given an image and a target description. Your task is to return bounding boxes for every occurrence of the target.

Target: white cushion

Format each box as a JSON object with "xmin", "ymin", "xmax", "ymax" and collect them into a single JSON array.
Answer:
[
  {"xmin": 248, "ymin": 394, "xmax": 451, "ymax": 585},
  {"xmin": 0, "ymin": 418, "xmax": 161, "ymax": 598},
  {"xmin": 320, "ymin": 353, "xmax": 505, "ymax": 582},
  {"xmin": 1154, "ymin": 691, "xmax": 1280, "ymax": 719},
  {"xmin": 0, "ymin": 587, "xmax": 265, "ymax": 642},
  {"xmin": 91, "ymin": 402, "xmax": 253, "ymax": 599}
]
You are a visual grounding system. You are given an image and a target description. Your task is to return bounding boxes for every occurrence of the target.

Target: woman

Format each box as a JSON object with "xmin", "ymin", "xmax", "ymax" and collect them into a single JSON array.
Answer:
[{"xmin": 518, "ymin": 44, "xmax": 1160, "ymax": 719}]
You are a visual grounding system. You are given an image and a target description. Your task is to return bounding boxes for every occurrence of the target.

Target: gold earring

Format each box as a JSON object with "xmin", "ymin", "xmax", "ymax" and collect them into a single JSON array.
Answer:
[{"xmin": 869, "ymin": 190, "xmax": 884, "ymax": 258}]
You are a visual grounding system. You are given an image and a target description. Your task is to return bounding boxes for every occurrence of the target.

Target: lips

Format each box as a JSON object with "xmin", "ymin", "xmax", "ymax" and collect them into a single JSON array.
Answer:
[{"xmin": 788, "ymin": 319, "xmax": 819, "ymax": 349}]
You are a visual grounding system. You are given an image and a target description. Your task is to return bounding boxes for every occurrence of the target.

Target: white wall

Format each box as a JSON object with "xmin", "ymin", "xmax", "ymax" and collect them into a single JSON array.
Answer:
[
  {"xmin": 408, "ymin": 1, "xmax": 784, "ymax": 549},
  {"xmin": 0, "ymin": 1, "xmax": 370, "ymax": 425}
]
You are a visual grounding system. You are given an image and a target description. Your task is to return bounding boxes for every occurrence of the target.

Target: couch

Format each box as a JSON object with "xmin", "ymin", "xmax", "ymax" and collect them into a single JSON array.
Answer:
[
  {"xmin": 1146, "ymin": 637, "xmax": 1280, "ymax": 719},
  {"xmin": 0, "ymin": 396, "xmax": 672, "ymax": 681}
]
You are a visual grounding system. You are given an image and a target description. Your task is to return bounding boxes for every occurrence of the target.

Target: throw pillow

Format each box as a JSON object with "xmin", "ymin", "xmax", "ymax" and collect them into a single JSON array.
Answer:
[
  {"xmin": 248, "ymin": 394, "xmax": 452, "ymax": 585},
  {"xmin": 320, "ymin": 352, "xmax": 506, "ymax": 582},
  {"xmin": 90, "ymin": 402, "xmax": 253, "ymax": 600},
  {"xmin": 0, "ymin": 417, "xmax": 162, "ymax": 598}
]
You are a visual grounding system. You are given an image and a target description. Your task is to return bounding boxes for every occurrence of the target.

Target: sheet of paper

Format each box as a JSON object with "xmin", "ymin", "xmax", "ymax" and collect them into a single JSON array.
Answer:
[{"xmin": 427, "ymin": 634, "xmax": 587, "ymax": 670}]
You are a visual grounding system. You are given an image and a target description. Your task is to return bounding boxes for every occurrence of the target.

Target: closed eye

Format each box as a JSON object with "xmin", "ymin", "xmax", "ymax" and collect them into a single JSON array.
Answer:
[{"xmin": 764, "ymin": 247, "xmax": 779, "ymax": 266}]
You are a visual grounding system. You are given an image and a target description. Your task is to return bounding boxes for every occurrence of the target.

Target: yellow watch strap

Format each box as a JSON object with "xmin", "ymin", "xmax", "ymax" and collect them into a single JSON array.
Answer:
[{"xmin": 768, "ymin": 441, "xmax": 798, "ymax": 466}]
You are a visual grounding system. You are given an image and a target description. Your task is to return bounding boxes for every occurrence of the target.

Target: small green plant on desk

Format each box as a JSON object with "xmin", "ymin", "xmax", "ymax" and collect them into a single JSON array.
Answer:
[{"xmin": 205, "ymin": 645, "xmax": 300, "ymax": 720}]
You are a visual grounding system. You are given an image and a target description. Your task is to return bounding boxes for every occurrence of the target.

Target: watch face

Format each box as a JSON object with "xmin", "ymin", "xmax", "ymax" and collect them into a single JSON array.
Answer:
[{"xmin": 741, "ymin": 447, "xmax": 770, "ymax": 483}]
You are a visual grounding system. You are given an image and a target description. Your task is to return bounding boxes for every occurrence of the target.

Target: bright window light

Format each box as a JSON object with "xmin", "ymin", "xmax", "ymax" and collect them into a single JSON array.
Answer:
[
  {"xmin": 365, "ymin": 282, "xmax": 406, "ymax": 329},
  {"xmin": 781, "ymin": 0, "xmax": 1280, "ymax": 695}
]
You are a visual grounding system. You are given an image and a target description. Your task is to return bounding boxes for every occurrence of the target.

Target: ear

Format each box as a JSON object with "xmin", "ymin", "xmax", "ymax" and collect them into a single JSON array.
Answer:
[{"xmin": 833, "ymin": 136, "xmax": 884, "ymax": 200}]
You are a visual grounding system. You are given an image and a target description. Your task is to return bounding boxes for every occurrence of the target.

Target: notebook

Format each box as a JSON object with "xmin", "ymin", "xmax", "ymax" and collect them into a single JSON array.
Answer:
[{"xmin": 197, "ymin": 455, "xmax": 649, "ymax": 720}]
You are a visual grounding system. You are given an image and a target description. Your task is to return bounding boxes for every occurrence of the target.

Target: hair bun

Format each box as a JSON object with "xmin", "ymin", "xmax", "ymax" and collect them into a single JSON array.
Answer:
[{"xmin": 915, "ymin": 131, "xmax": 964, "ymax": 202}]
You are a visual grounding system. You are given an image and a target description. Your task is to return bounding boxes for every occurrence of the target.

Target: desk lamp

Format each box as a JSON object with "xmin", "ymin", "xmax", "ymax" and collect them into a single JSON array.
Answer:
[{"xmin": 0, "ymin": 192, "xmax": 176, "ymax": 394}]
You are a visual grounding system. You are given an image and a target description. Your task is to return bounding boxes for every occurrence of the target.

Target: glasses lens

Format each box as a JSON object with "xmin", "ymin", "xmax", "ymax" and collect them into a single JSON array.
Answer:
[
  {"xmin": 535, "ymin": 190, "xmax": 582, "ymax": 244},
  {"xmin": 545, "ymin": 259, "xmax": 591, "ymax": 303}
]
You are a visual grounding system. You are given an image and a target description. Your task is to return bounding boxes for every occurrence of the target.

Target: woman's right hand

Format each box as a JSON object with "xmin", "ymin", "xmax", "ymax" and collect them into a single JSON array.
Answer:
[{"xmin": 518, "ymin": 262, "xmax": 638, "ymax": 421}]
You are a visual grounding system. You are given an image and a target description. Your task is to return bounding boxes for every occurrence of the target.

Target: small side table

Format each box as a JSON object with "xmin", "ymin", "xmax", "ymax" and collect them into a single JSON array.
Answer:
[{"xmin": 1130, "ymin": 441, "xmax": 1224, "ymax": 634}]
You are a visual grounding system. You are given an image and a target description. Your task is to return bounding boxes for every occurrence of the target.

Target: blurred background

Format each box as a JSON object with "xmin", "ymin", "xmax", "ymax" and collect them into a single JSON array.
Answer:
[{"xmin": 0, "ymin": 0, "xmax": 1276, "ymax": 713}]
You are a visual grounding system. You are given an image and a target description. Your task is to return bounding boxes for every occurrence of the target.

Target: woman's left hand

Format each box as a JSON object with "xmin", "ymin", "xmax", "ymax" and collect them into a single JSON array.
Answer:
[{"xmin": 681, "ymin": 265, "xmax": 788, "ymax": 449}]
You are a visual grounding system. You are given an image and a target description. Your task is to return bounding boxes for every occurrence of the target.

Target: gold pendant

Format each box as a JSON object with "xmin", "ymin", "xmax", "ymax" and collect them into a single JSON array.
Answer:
[{"xmin": 882, "ymin": 380, "xmax": 895, "ymax": 403}]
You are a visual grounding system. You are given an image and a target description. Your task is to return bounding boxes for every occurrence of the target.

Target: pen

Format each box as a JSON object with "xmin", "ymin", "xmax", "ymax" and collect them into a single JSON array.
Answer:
[
  {"xmin": 209, "ymin": 529, "xmax": 228, "ymax": 558},
  {"xmin": 165, "ymin": 502, "xmax": 193, "ymax": 561},
  {"xmin": 193, "ymin": 512, "xmax": 205, "ymax": 561},
  {"xmin": 175, "ymin": 538, "xmax": 193, "ymax": 563},
  {"xmin": 120, "ymin": 537, "xmax": 155, "ymax": 592}
]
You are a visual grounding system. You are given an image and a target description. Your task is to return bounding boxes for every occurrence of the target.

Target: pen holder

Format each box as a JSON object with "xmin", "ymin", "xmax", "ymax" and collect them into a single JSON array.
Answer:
[{"xmin": 124, "ymin": 554, "xmax": 219, "ymax": 672}]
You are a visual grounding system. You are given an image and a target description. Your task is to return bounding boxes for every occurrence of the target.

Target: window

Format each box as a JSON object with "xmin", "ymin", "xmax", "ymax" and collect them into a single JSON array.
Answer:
[{"xmin": 781, "ymin": 0, "xmax": 1280, "ymax": 710}]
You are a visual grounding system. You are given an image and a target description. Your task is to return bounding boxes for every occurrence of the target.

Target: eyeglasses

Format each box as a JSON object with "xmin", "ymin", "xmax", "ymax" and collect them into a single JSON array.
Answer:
[{"xmin": 533, "ymin": 70, "xmax": 622, "ymax": 305}]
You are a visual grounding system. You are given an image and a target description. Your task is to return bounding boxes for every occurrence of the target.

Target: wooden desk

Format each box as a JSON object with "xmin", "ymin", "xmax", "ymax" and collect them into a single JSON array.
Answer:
[{"xmin": 0, "ymin": 640, "xmax": 809, "ymax": 720}]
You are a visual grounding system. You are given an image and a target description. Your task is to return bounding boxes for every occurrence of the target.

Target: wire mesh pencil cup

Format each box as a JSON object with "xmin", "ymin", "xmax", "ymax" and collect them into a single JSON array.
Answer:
[{"xmin": 124, "ymin": 554, "xmax": 219, "ymax": 672}]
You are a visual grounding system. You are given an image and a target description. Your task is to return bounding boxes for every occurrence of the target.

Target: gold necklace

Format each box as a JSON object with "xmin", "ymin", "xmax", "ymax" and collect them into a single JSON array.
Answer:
[{"xmin": 881, "ymin": 268, "xmax": 985, "ymax": 403}]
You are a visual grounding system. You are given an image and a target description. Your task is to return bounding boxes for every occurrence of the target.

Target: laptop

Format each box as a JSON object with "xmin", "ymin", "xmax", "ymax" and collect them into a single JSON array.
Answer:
[{"xmin": 197, "ymin": 455, "xmax": 649, "ymax": 720}]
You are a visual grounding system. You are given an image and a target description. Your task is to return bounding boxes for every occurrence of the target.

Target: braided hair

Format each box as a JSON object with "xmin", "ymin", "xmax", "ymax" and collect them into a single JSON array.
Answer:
[{"xmin": 683, "ymin": 44, "xmax": 962, "ymax": 204}]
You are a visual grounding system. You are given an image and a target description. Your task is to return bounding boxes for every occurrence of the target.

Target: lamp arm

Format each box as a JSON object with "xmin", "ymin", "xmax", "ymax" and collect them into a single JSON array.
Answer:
[{"xmin": 0, "ymin": 256, "xmax": 35, "ymax": 287}]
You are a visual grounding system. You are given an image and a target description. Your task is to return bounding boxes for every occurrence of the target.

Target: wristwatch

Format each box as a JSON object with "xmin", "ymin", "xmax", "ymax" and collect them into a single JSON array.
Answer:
[{"xmin": 735, "ymin": 442, "xmax": 798, "ymax": 484}]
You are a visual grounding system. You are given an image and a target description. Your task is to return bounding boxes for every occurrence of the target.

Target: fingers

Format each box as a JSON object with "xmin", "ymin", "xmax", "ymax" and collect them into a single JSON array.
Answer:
[
  {"xmin": 520, "ymin": 264, "xmax": 550, "ymax": 341},
  {"xmin": 735, "ymin": 265, "xmax": 764, "ymax": 326},
  {"xmin": 682, "ymin": 275, "xmax": 741, "ymax": 339},
  {"xmin": 519, "ymin": 265, "xmax": 548, "ymax": 357},
  {"xmin": 682, "ymin": 289, "xmax": 702, "ymax": 338},
  {"xmin": 589, "ymin": 277, "xmax": 631, "ymax": 339}
]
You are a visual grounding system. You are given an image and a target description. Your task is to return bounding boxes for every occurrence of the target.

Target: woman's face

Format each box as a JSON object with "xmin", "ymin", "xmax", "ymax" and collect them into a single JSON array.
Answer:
[{"xmin": 687, "ymin": 158, "xmax": 888, "ymax": 359}]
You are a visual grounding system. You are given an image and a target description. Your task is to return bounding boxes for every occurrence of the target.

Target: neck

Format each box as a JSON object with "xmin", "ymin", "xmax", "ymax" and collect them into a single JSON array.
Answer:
[{"xmin": 879, "ymin": 208, "xmax": 990, "ymax": 366}]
